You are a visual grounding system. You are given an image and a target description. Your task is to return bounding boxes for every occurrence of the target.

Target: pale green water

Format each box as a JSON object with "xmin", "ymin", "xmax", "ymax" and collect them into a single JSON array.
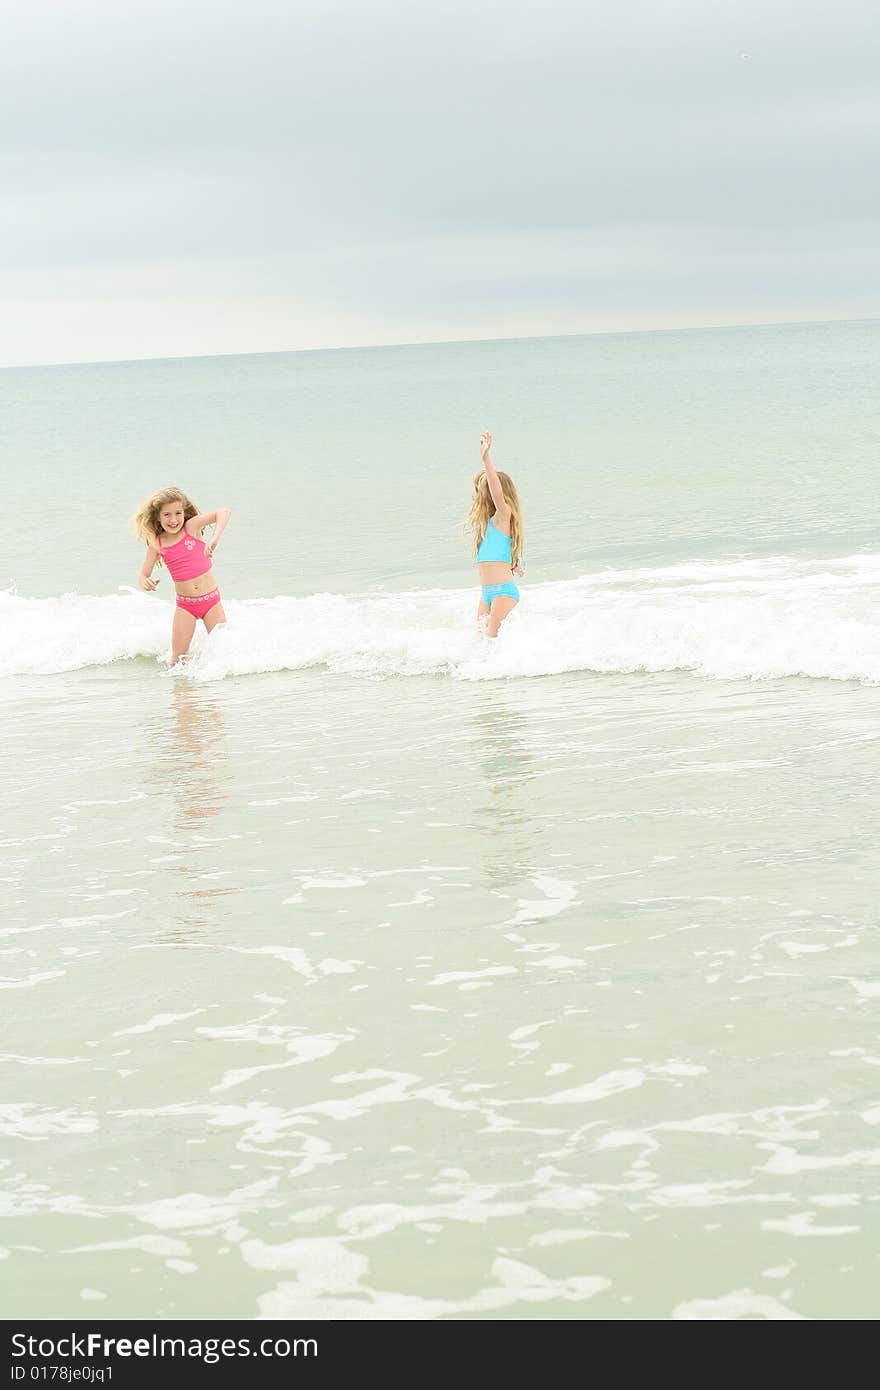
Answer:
[
  {"xmin": 3, "ymin": 318, "xmax": 880, "ymax": 600},
  {"xmin": 2, "ymin": 322, "xmax": 880, "ymax": 1319}
]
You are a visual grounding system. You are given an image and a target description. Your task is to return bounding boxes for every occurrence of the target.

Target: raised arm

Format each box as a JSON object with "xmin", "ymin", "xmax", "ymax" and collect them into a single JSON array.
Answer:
[
  {"xmin": 479, "ymin": 433, "xmax": 510, "ymax": 524},
  {"xmin": 139, "ymin": 545, "xmax": 160, "ymax": 592},
  {"xmin": 188, "ymin": 507, "xmax": 232, "ymax": 558}
]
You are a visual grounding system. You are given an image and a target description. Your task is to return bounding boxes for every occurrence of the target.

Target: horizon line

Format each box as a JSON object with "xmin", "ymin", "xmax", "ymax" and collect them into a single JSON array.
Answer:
[{"xmin": 2, "ymin": 313, "xmax": 877, "ymax": 374}]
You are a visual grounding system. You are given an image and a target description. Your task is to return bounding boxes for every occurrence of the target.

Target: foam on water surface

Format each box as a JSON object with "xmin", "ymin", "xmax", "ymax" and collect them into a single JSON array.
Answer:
[{"xmin": 6, "ymin": 553, "xmax": 880, "ymax": 684}]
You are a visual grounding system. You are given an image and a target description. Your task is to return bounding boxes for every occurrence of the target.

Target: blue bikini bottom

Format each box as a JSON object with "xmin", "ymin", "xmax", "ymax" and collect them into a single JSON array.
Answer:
[{"xmin": 481, "ymin": 581, "xmax": 520, "ymax": 606}]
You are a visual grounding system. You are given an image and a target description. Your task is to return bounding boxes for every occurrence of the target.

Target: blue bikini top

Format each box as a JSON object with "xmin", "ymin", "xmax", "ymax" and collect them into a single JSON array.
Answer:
[{"xmin": 476, "ymin": 517, "xmax": 512, "ymax": 564}]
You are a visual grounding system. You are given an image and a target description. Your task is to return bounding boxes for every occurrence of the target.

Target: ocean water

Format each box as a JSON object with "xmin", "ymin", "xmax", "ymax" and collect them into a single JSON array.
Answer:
[{"xmin": 2, "ymin": 320, "xmax": 880, "ymax": 1321}]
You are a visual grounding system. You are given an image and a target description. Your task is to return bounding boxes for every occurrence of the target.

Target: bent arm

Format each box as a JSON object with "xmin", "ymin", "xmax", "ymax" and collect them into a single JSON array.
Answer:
[
  {"xmin": 189, "ymin": 508, "xmax": 232, "ymax": 552},
  {"xmin": 139, "ymin": 546, "xmax": 160, "ymax": 591}
]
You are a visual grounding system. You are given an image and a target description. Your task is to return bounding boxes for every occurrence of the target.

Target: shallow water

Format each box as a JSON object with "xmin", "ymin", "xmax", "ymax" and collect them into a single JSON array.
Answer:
[
  {"xmin": 3, "ymin": 666, "xmax": 880, "ymax": 1319},
  {"xmin": 2, "ymin": 322, "xmax": 880, "ymax": 1318}
]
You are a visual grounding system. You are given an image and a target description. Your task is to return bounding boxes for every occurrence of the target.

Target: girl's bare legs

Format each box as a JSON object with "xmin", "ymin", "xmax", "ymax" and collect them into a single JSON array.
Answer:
[
  {"xmin": 488, "ymin": 595, "xmax": 517, "ymax": 637},
  {"xmin": 477, "ymin": 598, "xmax": 490, "ymax": 631},
  {"xmin": 170, "ymin": 608, "xmax": 197, "ymax": 667},
  {"xmin": 203, "ymin": 601, "xmax": 227, "ymax": 633}
]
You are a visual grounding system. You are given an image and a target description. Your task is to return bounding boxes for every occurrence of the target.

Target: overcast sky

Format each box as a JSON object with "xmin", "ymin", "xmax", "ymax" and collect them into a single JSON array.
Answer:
[{"xmin": 2, "ymin": 0, "xmax": 878, "ymax": 366}]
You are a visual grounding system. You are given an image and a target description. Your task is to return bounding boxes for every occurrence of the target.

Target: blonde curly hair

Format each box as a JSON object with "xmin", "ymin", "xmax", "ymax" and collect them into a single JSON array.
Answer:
[
  {"xmin": 131, "ymin": 487, "xmax": 202, "ymax": 563},
  {"xmin": 464, "ymin": 471, "xmax": 523, "ymax": 569}
]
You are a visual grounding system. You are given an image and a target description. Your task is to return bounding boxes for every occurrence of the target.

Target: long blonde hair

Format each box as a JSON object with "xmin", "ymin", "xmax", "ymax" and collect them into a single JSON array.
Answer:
[
  {"xmin": 465, "ymin": 471, "xmax": 523, "ymax": 569},
  {"xmin": 131, "ymin": 487, "xmax": 201, "ymax": 563}
]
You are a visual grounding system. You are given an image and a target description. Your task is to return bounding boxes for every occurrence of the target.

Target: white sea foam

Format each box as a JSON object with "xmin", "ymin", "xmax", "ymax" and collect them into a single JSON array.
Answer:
[
  {"xmin": 673, "ymin": 1289, "xmax": 807, "ymax": 1319},
  {"xmin": 5, "ymin": 554, "xmax": 880, "ymax": 683}
]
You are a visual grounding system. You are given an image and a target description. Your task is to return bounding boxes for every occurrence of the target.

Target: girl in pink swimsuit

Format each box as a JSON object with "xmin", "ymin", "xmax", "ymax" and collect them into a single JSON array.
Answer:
[{"xmin": 132, "ymin": 487, "xmax": 232, "ymax": 667}]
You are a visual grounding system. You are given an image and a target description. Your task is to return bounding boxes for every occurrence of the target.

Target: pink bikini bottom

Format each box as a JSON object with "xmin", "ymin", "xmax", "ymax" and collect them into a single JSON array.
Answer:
[{"xmin": 175, "ymin": 588, "xmax": 222, "ymax": 620}]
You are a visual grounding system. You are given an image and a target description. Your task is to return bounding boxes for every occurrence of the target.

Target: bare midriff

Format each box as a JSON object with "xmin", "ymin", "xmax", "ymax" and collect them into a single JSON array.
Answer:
[
  {"xmin": 173, "ymin": 568, "xmax": 217, "ymax": 598},
  {"xmin": 478, "ymin": 561, "xmax": 513, "ymax": 584}
]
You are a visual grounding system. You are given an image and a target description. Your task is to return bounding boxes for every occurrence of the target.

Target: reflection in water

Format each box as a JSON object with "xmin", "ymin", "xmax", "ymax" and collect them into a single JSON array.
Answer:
[
  {"xmin": 167, "ymin": 684, "xmax": 230, "ymax": 828},
  {"xmin": 146, "ymin": 685, "xmax": 239, "ymax": 935},
  {"xmin": 470, "ymin": 693, "xmax": 542, "ymax": 885}
]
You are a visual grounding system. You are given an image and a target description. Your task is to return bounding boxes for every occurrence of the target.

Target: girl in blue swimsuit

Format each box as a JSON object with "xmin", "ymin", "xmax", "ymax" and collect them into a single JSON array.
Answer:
[{"xmin": 466, "ymin": 432, "xmax": 525, "ymax": 637}]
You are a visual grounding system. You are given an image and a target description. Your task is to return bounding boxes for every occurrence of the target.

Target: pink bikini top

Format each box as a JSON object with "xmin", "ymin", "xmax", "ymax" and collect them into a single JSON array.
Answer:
[{"xmin": 160, "ymin": 527, "xmax": 212, "ymax": 581}]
